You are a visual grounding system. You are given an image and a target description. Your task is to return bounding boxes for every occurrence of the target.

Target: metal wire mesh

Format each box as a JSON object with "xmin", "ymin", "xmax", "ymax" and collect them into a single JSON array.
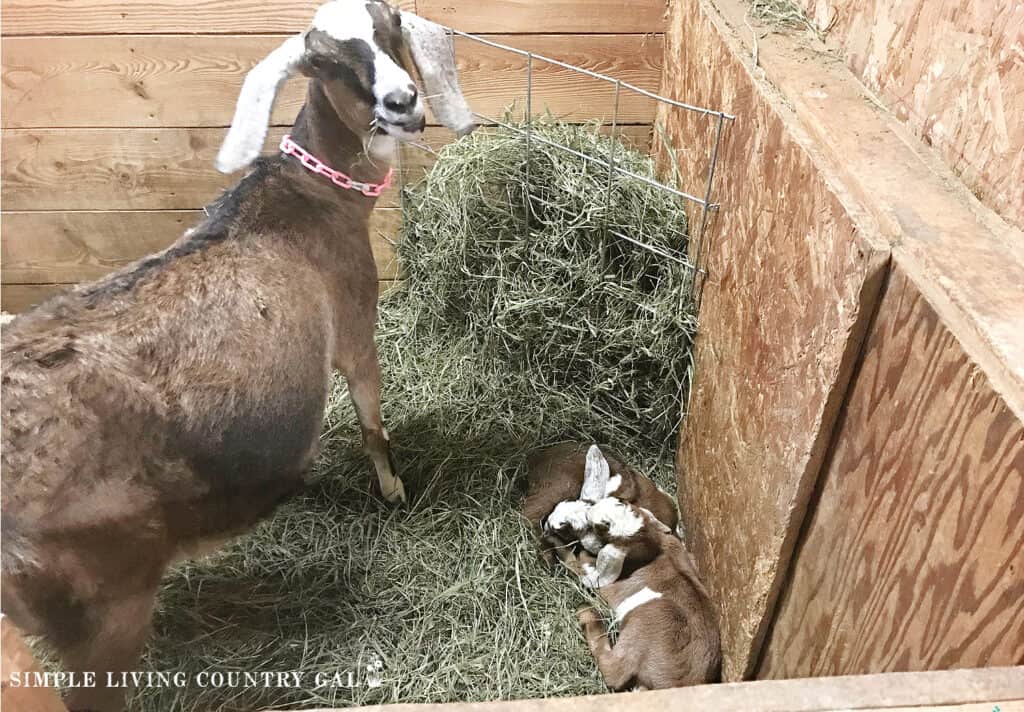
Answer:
[{"xmin": 397, "ymin": 28, "xmax": 735, "ymax": 310}]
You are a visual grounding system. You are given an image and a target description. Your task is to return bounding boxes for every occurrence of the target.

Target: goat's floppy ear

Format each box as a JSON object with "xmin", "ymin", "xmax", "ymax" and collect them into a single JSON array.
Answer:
[
  {"xmin": 580, "ymin": 445, "xmax": 611, "ymax": 504},
  {"xmin": 400, "ymin": 12, "xmax": 476, "ymax": 137},
  {"xmin": 217, "ymin": 34, "xmax": 307, "ymax": 174}
]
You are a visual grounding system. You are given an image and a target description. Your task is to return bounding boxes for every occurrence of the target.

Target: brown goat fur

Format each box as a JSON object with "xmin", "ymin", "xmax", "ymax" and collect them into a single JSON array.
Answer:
[
  {"xmin": 578, "ymin": 508, "xmax": 721, "ymax": 690},
  {"xmin": 1, "ymin": 2, "xmax": 476, "ymax": 708},
  {"xmin": 523, "ymin": 442, "xmax": 678, "ymax": 570}
]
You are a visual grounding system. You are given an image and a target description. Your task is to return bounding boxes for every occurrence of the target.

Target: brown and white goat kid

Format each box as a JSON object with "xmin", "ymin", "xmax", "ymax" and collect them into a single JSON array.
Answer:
[
  {"xmin": 577, "ymin": 500, "xmax": 721, "ymax": 690},
  {"xmin": 1, "ymin": 2, "xmax": 473, "ymax": 709},
  {"xmin": 523, "ymin": 443, "xmax": 677, "ymax": 570}
]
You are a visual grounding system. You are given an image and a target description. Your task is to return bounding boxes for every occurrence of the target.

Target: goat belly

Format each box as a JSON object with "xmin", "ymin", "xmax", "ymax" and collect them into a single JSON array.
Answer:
[{"xmin": 169, "ymin": 382, "xmax": 326, "ymax": 538}]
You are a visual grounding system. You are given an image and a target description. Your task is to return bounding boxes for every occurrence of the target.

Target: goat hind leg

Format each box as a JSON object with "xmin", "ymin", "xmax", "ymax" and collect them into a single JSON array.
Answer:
[
  {"xmin": 344, "ymin": 348, "xmax": 405, "ymax": 504},
  {"xmin": 577, "ymin": 607, "xmax": 636, "ymax": 691},
  {"xmin": 58, "ymin": 588, "xmax": 158, "ymax": 712}
]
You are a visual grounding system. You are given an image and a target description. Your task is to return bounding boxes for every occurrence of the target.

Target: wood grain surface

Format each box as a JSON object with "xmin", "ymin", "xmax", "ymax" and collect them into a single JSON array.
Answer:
[
  {"xmin": 759, "ymin": 266, "xmax": 1024, "ymax": 677},
  {"xmin": 271, "ymin": 667, "xmax": 1024, "ymax": 712},
  {"xmin": 0, "ymin": 618, "xmax": 68, "ymax": 712},
  {"xmin": 0, "ymin": 0, "xmax": 666, "ymax": 35},
  {"xmin": 1, "ymin": 34, "xmax": 663, "ymax": 128},
  {"xmin": 794, "ymin": 0, "xmax": 1024, "ymax": 233},
  {"xmin": 0, "ymin": 0, "xmax": 415, "ymax": 35},
  {"xmin": 1, "ymin": 209, "xmax": 402, "ymax": 284},
  {"xmin": 656, "ymin": 0, "xmax": 889, "ymax": 681},
  {"xmin": 1, "ymin": 126, "xmax": 650, "ymax": 211}
]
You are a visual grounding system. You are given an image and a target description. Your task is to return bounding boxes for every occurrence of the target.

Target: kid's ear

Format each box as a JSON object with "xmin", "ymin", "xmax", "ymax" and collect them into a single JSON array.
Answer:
[{"xmin": 580, "ymin": 445, "xmax": 610, "ymax": 504}]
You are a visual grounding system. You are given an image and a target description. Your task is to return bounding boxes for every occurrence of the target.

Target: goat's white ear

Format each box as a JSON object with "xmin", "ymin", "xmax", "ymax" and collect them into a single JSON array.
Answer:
[
  {"xmin": 580, "ymin": 445, "xmax": 610, "ymax": 503},
  {"xmin": 400, "ymin": 12, "xmax": 476, "ymax": 137},
  {"xmin": 217, "ymin": 34, "xmax": 307, "ymax": 174}
]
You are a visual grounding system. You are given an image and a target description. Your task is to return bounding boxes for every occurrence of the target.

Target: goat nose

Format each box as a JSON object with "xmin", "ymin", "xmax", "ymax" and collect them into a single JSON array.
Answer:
[{"xmin": 382, "ymin": 85, "xmax": 418, "ymax": 113}]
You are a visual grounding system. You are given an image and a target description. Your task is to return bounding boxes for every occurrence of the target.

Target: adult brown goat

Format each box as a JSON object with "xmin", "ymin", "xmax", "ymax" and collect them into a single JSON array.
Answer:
[{"xmin": 1, "ymin": 2, "xmax": 474, "ymax": 709}]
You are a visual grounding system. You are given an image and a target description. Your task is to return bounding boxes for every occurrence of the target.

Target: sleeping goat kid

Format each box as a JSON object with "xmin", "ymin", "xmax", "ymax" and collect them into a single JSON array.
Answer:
[
  {"xmin": 578, "ymin": 500, "xmax": 721, "ymax": 690},
  {"xmin": 523, "ymin": 443, "xmax": 677, "ymax": 570},
  {"xmin": 1, "ymin": 2, "xmax": 473, "ymax": 710}
]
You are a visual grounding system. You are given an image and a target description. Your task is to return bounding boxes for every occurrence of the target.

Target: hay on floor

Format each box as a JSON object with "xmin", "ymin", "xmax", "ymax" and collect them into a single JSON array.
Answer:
[{"xmin": 134, "ymin": 119, "xmax": 696, "ymax": 711}]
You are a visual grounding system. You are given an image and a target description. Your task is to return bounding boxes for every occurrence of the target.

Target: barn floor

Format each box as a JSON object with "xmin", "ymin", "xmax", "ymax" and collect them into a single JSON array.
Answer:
[
  {"xmin": 136, "ymin": 311, "xmax": 677, "ymax": 711},
  {"xmin": 132, "ymin": 125, "xmax": 691, "ymax": 711}
]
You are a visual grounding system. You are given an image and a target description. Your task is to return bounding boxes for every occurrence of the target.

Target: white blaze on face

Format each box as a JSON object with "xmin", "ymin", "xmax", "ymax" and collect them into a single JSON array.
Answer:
[
  {"xmin": 604, "ymin": 474, "xmax": 622, "ymax": 496},
  {"xmin": 311, "ymin": 0, "xmax": 423, "ymax": 133},
  {"xmin": 546, "ymin": 500, "xmax": 589, "ymax": 535},
  {"xmin": 588, "ymin": 497, "xmax": 643, "ymax": 538},
  {"xmin": 614, "ymin": 586, "xmax": 663, "ymax": 622}
]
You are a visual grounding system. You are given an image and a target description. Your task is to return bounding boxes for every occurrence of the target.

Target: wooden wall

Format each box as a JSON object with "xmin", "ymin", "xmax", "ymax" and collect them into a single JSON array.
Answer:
[
  {"xmin": 655, "ymin": 0, "xmax": 889, "ymax": 681},
  {"xmin": 793, "ymin": 0, "xmax": 1024, "ymax": 233},
  {"xmin": 0, "ymin": 0, "xmax": 667, "ymax": 312},
  {"xmin": 760, "ymin": 264, "xmax": 1024, "ymax": 677},
  {"xmin": 660, "ymin": 0, "xmax": 1024, "ymax": 681}
]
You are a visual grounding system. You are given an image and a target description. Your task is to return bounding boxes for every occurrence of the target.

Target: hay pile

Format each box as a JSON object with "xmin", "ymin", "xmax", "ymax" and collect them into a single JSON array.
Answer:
[{"xmin": 134, "ymin": 120, "xmax": 696, "ymax": 711}]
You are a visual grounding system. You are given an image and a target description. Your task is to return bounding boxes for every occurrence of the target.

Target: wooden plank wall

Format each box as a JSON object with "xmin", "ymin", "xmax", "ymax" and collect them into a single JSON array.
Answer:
[
  {"xmin": 659, "ymin": 0, "xmax": 1024, "ymax": 681},
  {"xmin": 793, "ymin": 0, "xmax": 1024, "ymax": 233},
  {"xmin": 0, "ymin": 0, "xmax": 667, "ymax": 312}
]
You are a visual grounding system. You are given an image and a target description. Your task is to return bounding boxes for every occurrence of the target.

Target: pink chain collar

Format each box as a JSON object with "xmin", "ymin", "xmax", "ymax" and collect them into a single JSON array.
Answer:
[{"xmin": 279, "ymin": 134, "xmax": 393, "ymax": 198}]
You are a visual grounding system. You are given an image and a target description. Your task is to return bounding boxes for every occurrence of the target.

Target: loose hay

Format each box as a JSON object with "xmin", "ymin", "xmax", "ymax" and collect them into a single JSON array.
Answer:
[{"xmin": 133, "ymin": 120, "xmax": 696, "ymax": 711}]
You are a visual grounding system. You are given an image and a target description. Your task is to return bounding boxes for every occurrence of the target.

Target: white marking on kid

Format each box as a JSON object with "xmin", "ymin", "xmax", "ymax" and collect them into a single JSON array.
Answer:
[
  {"xmin": 614, "ymin": 586, "xmax": 663, "ymax": 622},
  {"xmin": 547, "ymin": 500, "xmax": 589, "ymax": 534},
  {"xmin": 588, "ymin": 497, "xmax": 643, "ymax": 538},
  {"xmin": 604, "ymin": 474, "xmax": 622, "ymax": 495}
]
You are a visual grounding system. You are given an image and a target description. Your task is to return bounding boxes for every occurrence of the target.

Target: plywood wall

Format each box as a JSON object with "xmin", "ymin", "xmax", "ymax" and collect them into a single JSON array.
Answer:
[
  {"xmin": 655, "ymin": 0, "xmax": 889, "ymax": 681},
  {"xmin": 0, "ymin": 0, "xmax": 667, "ymax": 312},
  {"xmin": 659, "ymin": 0, "xmax": 1024, "ymax": 681},
  {"xmin": 759, "ymin": 265, "xmax": 1024, "ymax": 677},
  {"xmin": 794, "ymin": 0, "xmax": 1024, "ymax": 233}
]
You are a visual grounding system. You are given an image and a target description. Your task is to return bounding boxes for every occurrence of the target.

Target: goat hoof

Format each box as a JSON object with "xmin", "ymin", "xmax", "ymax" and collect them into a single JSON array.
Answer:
[{"xmin": 382, "ymin": 477, "xmax": 407, "ymax": 504}]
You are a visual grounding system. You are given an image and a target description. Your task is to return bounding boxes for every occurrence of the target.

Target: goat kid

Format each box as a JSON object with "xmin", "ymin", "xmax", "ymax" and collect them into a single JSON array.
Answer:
[
  {"xmin": 523, "ymin": 443, "xmax": 677, "ymax": 571},
  {"xmin": 577, "ymin": 502, "xmax": 721, "ymax": 690},
  {"xmin": 1, "ymin": 2, "xmax": 472, "ymax": 710}
]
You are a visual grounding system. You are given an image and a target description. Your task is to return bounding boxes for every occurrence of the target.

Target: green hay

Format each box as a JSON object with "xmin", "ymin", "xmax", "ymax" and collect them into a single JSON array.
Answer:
[
  {"xmin": 129, "ymin": 120, "xmax": 696, "ymax": 711},
  {"xmin": 747, "ymin": 0, "xmax": 818, "ymax": 34}
]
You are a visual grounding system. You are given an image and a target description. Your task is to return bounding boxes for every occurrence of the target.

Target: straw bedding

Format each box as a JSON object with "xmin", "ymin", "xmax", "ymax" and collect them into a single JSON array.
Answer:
[{"xmin": 131, "ymin": 120, "xmax": 697, "ymax": 711}]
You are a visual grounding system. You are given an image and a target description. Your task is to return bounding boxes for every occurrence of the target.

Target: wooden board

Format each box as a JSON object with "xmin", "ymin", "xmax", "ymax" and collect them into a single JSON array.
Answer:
[
  {"xmin": 1, "ymin": 34, "xmax": 663, "ymax": 128},
  {"xmin": 273, "ymin": 668, "xmax": 1024, "ymax": 712},
  {"xmin": 0, "ymin": 0, "xmax": 666, "ymax": 35},
  {"xmin": 0, "ymin": 618, "xmax": 68, "ymax": 712},
  {"xmin": 795, "ymin": 0, "xmax": 1024, "ymax": 233},
  {"xmin": 759, "ymin": 266, "xmax": 1024, "ymax": 677},
  {"xmin": 655, "ymin": 0, "xmax": 890, "ymax": 681},
  {"xmin": 0, "ymin": 0, "xmax": 414, "ymax": 35},
  {"xmin": 417, "ymin": 0, "xmax": 667, "ymax": 34},
  {"xmin": 1, "ymin": 209, "xmax": 401, "ymax": 284},
  {"xmin": 1, "ymin": 126, "xmax": 651, "ymax": 211}
]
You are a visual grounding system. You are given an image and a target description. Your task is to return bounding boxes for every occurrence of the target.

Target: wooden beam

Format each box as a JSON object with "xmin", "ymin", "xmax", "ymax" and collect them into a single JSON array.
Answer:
[
  {"xmin": 0, "ymin": 0, "xmax": 667, "ymax": 35},
  {"xmin": 1, "ymin": 126, "xmax": 651, "ymax": 211},
  {"xmin": 271, "ymin": 668, "xmax": 1024, "ymax": 712},
  {"xmin": 1, "ymin": 208, "xmax": 402, "ymax": 284},
  {"xmin": 1, "ymin": 34, "xmax": 663, "ymax": 128}
]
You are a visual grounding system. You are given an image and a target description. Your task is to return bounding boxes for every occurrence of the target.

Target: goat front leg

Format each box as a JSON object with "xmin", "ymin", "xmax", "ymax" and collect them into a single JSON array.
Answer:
[{"xmin": 342, "ymin": 343, "xmax": 406, "ymax": 504}]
